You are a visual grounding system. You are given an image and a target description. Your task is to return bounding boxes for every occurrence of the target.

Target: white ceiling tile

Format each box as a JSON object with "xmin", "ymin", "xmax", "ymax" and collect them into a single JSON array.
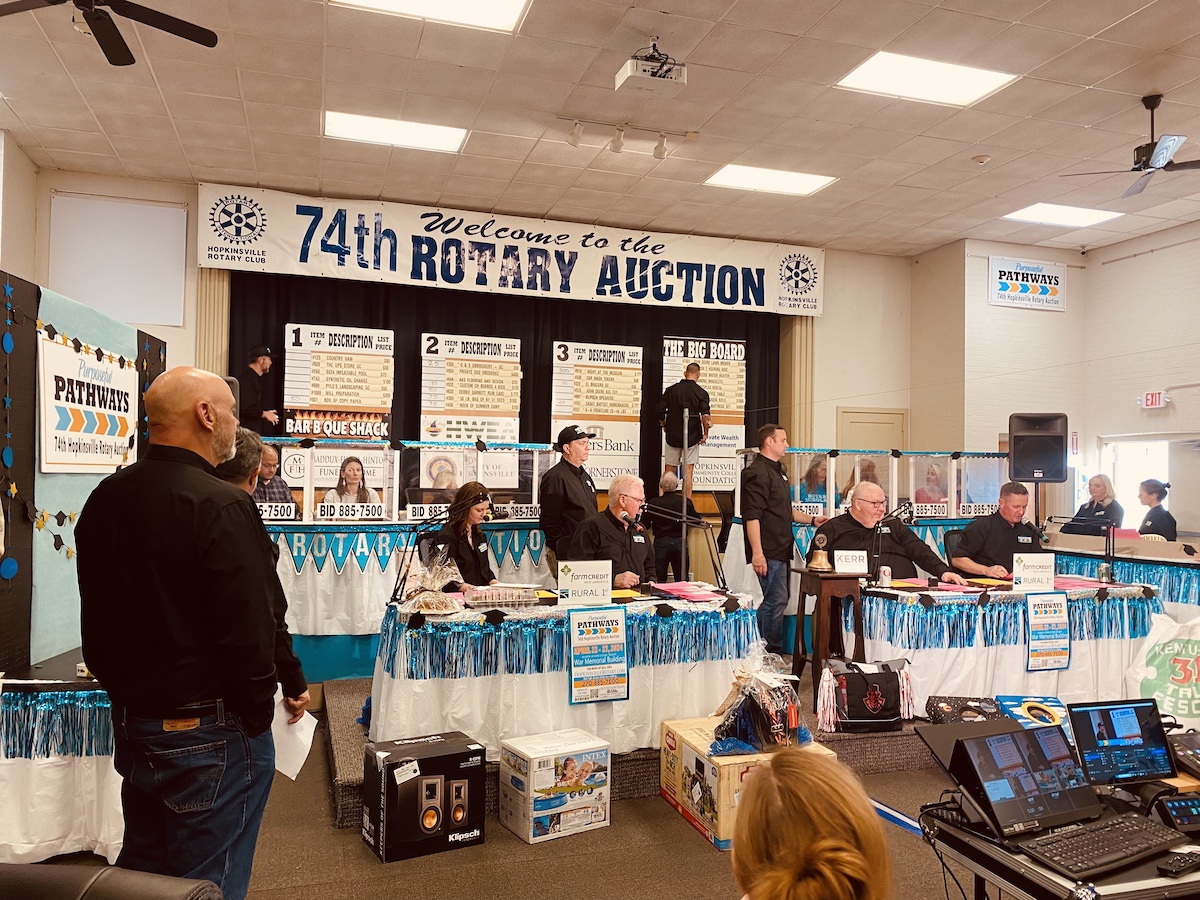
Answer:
[
  {"xmin": 527, "ymin": 140, "xmax": 603, "ymax": 167},
  {"xmin": 486, "ymin": 73, "xmax": 573, "ymax": 113},
  {"xmin": 604, "ymin": 9, "xmax": 715, "ymax": 58},
  {"xmin": 494, "ymin": 199, "xmax": 556, "ymax": 217},
  {"xmin": 500, "ymin": 36, "xmax": 598, "ymax": 83},
  {"xmin": 240, "ymin": 72, "xmax": 323, "ymax": 109},
  {"xmin": 805, "ymin": 0, "xmax": 931, "ymax": 49},
  {"xmin": 174, "ymin": 120, "xmax": 251, "ymax": 152},
  {"xmin": 400, "ymin": 93, "xmax": 482, "ymax": 128},
  {"xmin": 461, "ymin": 131, "xmax": 537, "ymax": 161},
  {"xmin": 573, "ymin": 169, "xmax": 640, "ymax": 193},
  {"xmin": 30, "ymin": 127, "xmax": 112, "ymax": 155},
  {"xmin": 500, "ymin": 181, "xmax": 569, "ymax": 203},
  {"xmin": 1021, "ymin": 0, "xmax": 1153, "ymax": 38},
  {"xmin": 324, "ymin": 83, "xmax": 405, "ymax": 119},
  {"xmin": 733, "ymin": 77, "xmax": 825, "ymax": 117},
  {"xmin": 46, "ymin": 149, "xmax": 125, "ymax": 175},
  {"xmin": 164, "ymin": 93, "xmax": 247, "ymax": 127},
  {"xmin": 93, "ymin": 111, "xmax": 176, "ymax": 140},
  {"xmin": 231, "ymin": 33, "xmax": 321, "ymax": 79},
  {"xmin": 687, "ymin": 25, "xmax": 797, "ymax": 74},
  {"xmin": 762, "ymin": 117, "xmax": 853, "ymax": 150},
  {"xmin": 885, "ymin": 8, "xmax": 1012, "ymax": 62},
  {"xmin": 472, "ymin": 105, "xmax": 555, "ymax": 139},
  {"xmin": 630, "ymin": 98, "xmax": 721, "ymax": 133},
  {"xmin": 1029, "ymin": 39, "xmax": 1150, "ymax": 86},
  {"xmin": 519, "ymin": 0, "xmax": 625, "ymax": 47},
  {"xmin": 972, "ymin": 78, "xmax": 1084, "ymax": 117},
  {"xmin": 590, "ymin": 149, "xmax": 666, "ymax": 175},
  {"xmin": 256, "ymin": 150, "xmax": 321, "ymax": 178},
  {"xmin": 326, "ymin": 5, "xmax": 422, "ymax": 56},
  {"xmin": 324, "ymin": 48, "xmax": 412, "ymax": 93},
  {"xmin": 82, "ymin": 83, "xmax": 168, "ymax": 116},
  {"xmin": 697, "ymin": 107, "xmax": 788, "ymax": 141},
  {"xmin": 794, "ymin": 89, "xmax": 894, "ymax": 126},
  {"xmin": 104, "ymin": 135, "xmax": 186, "ymax": 164},
  {"xmin": 443, "ymin": 174, "xmax": 509, "ymax": 199},
  {"xmin": 672, "ymin": 66, "xmax": 755, "ymax": 107},
  {"xmin": 919, "ymin": 109, "xmax": 1025, "ymax": 143},
  {"xmin": 244, "ymin": 102, "xmax": 321, "ymax": 136},
  {"xmin": 631, "ymin": 0, "xmax": 736, "ymax": 19},
  {"xmin": 649, "ymin": 156, "xmax": 724, "ymax": 182},
  {"xmin": 227, "ymin": 0, "xmax": 325, "ymax": 44},
  {"xmin": 321, "ymin": 138, "xmax": 392, "ymax": 166},
  {"xmin": 417, "ymin": 22, "xmax": 512, "ymax": 68},
  {"xmin": 513, "ymin": 161, "xmax": 581, "ymax": 185},
  {"xmin": 960, "ymin": 24, "xmax": 1084, "ymax": 75},
  {"xmin": 1094, "ymin": 0, "xmax": 1200, "ymax": 51},
  {"xmin": 322, "ymin": 181, "xmax": 384, "ymax": 201},
  {"xmin": 184, "ymin": 145, "xmax": 255, "ymax": 169},
  {"xmin": 453, "ymin": 155, "xmax": 523, "ymax": 180},
  {"xmin": 9, "ymin": 99, "xmax": 98, "ymax": 131},
  {"xmin": 151, "ymin": 57, "xmax": 242, "ymax": 98},
  {"xmin": 387, "ymin": 147, "xmax": 459, "ymax": 174},
  {"xmin": 409, "ymin": 60, "xmax": 497, "ymax": 102},
  {"xmin": 264, "ymin": 174, "xmax": 323, "ymax": 194},
  {"xmin": 725, "ymin": 0, "xmax": 841, "ymax": 36}
]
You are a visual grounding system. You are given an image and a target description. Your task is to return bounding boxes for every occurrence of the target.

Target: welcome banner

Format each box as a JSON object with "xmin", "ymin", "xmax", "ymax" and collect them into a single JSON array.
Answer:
[{"xmin": 198, "ymin": 184, "xmax": 823, "ymax": 316}]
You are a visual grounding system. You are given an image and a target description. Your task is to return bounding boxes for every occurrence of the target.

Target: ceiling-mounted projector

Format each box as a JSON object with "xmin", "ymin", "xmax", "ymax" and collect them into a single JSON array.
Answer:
[{"xmin": 615, "ymin": 58, "xmax": 687, "ymax": 97}]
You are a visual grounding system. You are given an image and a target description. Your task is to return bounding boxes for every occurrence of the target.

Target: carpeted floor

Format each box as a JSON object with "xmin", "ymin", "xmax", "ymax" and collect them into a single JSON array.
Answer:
[{"xmin": 248, "ymin": 715, "xmax": 972, "ymax": 899}]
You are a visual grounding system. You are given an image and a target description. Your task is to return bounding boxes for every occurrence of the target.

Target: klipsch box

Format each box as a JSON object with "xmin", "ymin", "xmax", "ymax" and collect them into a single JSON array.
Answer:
[{"xmin": 362, "ymin": 731, "xmax": 486, "ymax": 862}]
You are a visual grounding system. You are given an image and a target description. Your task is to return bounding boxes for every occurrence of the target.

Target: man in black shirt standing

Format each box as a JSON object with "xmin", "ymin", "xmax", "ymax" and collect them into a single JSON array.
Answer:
[
  {"xmin": 237, "ymin": 344, "xmax": 279, "ymax": 433},
  {"xmin": 656, "ymin": 362, "xmax": 711, "ymax": 502},
  {"xmin": 742, "ymin": 424, "xmax": 827, "ymax": 655},
  {"xmin": 951, "ymin": 482, "xmax": 1044, "ymax": 577},
  {"xmin": 77, "ymin": 367, "xmax": 308, "ymax": 900},
  {"xmin": 806, "ymin": 481, "xmax": 966, "ymax": 585},
  {"xmin": 539, "ymin": 424, "xmax": 598, "ymax": 575}
]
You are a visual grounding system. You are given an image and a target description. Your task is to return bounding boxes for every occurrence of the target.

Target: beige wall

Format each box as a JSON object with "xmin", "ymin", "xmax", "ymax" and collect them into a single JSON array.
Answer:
[
  {"xmin": 0, "ymin": 133, "xmax": 37, "ymax": 281},
  {"xmin": 909, "ymin": 240, "xmax": 965, "ymax": 448},
  {"xmin": 811, "ymin": 249, "xmax": 912, "ymax": 446}
]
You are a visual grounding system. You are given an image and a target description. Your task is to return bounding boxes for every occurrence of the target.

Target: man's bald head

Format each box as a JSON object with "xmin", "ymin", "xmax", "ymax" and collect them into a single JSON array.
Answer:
[
  {"xmin": 848, "ymin": 481, "xmax": 886, "ymax": 527},
  {"xmin": 145, "ymin": 367, "xmax": 239, "ymax": 466}
]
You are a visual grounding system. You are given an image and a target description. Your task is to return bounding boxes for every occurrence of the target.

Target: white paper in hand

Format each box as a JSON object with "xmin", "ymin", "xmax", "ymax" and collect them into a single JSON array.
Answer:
[{"xmin": 272, "ymin": 688, "xmax": 317, "ymax": 780}]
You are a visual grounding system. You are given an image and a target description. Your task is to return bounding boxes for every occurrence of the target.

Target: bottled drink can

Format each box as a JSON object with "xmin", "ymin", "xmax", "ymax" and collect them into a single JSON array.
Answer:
[{"xmin": 879, "ymin": 565, "xmax": 892, "ymax": 587}]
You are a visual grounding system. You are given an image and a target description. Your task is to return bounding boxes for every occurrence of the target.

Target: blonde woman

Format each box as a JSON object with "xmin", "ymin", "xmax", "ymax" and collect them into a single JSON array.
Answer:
[
  {"xmin": 733, "ymin": 751, "xmax": 891, "ymax": 900},
  {"xmin": 1061, "ymin": 474, "xmax": 1123, "ymax": 536}
]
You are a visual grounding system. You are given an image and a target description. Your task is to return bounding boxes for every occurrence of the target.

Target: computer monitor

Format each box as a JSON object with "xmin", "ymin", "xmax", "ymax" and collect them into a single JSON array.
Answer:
[
  {"xmin": 948, "ymin": 725, "xmax": 1101, "ymax": 837},
  {"xmin": 1066, "ymin": 698, "xmax": 1177, "ymax": 787}
]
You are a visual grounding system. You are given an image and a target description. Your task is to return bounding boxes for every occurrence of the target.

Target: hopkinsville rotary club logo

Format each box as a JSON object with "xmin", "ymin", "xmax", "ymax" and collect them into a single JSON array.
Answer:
[
  {"xmin": 779, "ymin": 252, "xmax": 818, "ymax": 297},
  {"xmin": 209, "ymin": 194, "xmax": 267, "ymax": 244}
]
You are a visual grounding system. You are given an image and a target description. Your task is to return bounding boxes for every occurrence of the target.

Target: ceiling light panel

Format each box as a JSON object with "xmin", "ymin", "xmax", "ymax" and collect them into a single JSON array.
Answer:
[
  {"xmin": 325, "ymin": 111, "xmax": 467, "ymax": 152},
  {"xmin": 330, "ymin": 0, "xmax": 532, "ymax": 32},
  {"xmin": 837, "ymin": 51, "xmax": 1017, "ymax": 106},
  {"xmin": 1003, "ymin": 203, "xmax": 1123, "ymax": 228},
  {"xmin": 706, "ymin": 164, "xmax": 836, "ymax": 196}
]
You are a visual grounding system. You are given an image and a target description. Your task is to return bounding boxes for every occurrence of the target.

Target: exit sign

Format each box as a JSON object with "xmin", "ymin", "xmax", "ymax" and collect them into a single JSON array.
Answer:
[{"xmin": 1143, "ymin": 391, "xmax": 1168, "ymax": 409}]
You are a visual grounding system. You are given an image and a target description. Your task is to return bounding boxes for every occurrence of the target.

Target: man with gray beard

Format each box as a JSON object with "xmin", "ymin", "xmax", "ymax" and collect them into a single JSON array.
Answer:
[{"xmin": 77, "ymin": 367, "xmax": 308, "ymax": 900}]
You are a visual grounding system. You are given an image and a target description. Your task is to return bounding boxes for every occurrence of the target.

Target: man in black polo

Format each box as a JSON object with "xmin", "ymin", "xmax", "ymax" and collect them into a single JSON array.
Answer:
[
  {"xmin": 539, "ymin": 424, "xmax": 598, "ymax": 574},
  {"xmin": 567, "ymin": 474, "xmax": 656, "ymax": 589},
  {"xmin": 237, "ymin": 344, "xmax": 278, "ymax": 434},
  {"xmin": 76, "ymin": 367, "xmax": 308, "ymax": 900},
  {"xmin": 806, "ymin": 481, "xmax": 967, "ymax": 585},
  {"xmin": 742, "ymin": 424, "xmax": 827, "ymax": 655},
  {"xmin": 952, "ymin": 481, "xmax": 1044, "ymax": 578},
  {"xmin": 656, "ymin": 362, "xmax": 711, "ymax": 501}
]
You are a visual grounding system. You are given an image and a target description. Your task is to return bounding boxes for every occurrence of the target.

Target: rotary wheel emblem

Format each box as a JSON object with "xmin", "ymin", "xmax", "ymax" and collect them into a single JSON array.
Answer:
[{"xmin": 209, "ymin": 195, "xmax": 267, "ymax": 244}]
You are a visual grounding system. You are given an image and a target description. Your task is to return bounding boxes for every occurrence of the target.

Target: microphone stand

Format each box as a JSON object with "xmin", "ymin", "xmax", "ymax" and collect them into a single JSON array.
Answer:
[
  {"xmin": 680, "ymin": 404, "xmax": 690, "ymax": 580},
  {"xmin": 1042, "ymin": 515, "xmax": 1118, "ymax": 581},
  {"xmin": 866, "ymin": 501, "xmax": 913, "ymax": 586},
  {"xmin": 389, "ymin": 491, "xmax": 491, "ymax": 603},
  {"xmin": 646, "ymin": 503, "xmax": 727, "ymax": 591}
]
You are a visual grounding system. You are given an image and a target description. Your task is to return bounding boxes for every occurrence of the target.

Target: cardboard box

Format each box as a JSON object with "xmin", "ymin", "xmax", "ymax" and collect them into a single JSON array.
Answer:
[
  {"xmin": 361, "ymin": 731, "xmax": 486, "ymax": 862},
  {"xmin": 660, "ymin": 716, "xmax": 835, "ymax": 850},
  {"xmin": 498, "ymin": 728, "xmax": 610, "ymax": 843}
]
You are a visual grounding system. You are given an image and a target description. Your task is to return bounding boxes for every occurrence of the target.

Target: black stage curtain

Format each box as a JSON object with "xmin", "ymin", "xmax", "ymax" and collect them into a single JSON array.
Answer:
[{"xmin": 228, "ymin": 271, "xmax": 779, "ymax": 490}]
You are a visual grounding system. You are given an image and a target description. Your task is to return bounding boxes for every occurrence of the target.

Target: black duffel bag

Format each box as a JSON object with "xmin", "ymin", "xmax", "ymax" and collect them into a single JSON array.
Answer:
[{"xmin": 817, "ymin": 657, "xmax": 912, "ymax": 733}]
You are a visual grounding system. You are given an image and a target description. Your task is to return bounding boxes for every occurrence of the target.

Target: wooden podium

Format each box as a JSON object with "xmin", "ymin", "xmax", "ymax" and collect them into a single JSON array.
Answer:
[{"xmin": 792, "ymin": 569, "xmax": 866, "ymax": 708}]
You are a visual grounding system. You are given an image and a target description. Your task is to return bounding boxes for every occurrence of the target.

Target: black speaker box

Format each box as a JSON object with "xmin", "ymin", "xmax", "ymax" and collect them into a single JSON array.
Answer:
[{"xmin": 1008, "ymin": 413, "xmax": 1068, "ymax": 483}]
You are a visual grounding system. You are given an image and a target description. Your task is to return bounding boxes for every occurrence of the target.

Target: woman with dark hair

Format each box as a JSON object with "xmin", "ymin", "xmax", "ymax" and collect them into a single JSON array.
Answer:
[
  {"xmin": 322, "ymin": 456, "xmax": 381, "ymax": 505},
  {"xmin": 733, "ymin": 750, "xmax": 891, "ymax": 900},
  {"xmin": 1138, "ymin": 479, "xmax": 1177, "ymax": 541},
  {"xmin": 436, "ymin": 481, "xmax": 498, "ymax": 592},
  {"xmin": 797, "ymin": 454, "xmax": 840, "ymax": 506}
]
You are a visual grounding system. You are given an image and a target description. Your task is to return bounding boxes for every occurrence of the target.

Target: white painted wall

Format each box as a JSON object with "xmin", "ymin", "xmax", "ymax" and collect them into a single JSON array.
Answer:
[
  {"xmin": 0, "ymin": 132, "xmax": 37, "ymax": 281},
  {"xmin": 33, "ymin": 171, "xmax": 199, "ymax": 367},
  {"xmin": 812, "ymin": 249, "xmax": 912, "ymax": 446},
  {"xmin": 962, "ymin": 241, "xmax": 1089, "ymax": 456}
]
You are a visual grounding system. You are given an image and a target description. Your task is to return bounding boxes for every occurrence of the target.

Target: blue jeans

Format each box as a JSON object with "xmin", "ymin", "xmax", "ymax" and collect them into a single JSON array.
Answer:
[
  {"xmin": 756, "ymin": 558, "xmax": 791, "ymax": 655},
  {"xmin": 112, "ymin": 702, "xmax": 275, "ymax": 900}
]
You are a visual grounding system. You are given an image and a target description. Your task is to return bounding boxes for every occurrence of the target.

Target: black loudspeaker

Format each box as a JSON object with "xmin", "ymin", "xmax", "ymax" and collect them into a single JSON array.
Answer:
[
  {"xmin": 448, "ymin": 780, "xmax": 468, "ymax": 826},
  {"xmin": 418, "ymin": 775, "xmax": 444, "ymax": 835},
  {"xmin": 1008, "ymin": 413, "xmax": 1068, "ymax": 483}
]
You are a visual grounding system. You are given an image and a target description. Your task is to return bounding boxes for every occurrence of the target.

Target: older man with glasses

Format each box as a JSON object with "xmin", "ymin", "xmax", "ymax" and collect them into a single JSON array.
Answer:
[
  {"xmin": 806, "ymin": 481, "xmax": 966, "ymax": 585},
  {"xmin": 566, "ymin": 473, "xmax": 655, "ymax": 589}
]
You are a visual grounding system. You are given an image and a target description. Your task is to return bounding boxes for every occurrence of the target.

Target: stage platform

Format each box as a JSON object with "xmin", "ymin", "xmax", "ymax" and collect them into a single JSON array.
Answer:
[{"xmin": 323, "ymin": 671, "xmax": 936, "ymax": 829}]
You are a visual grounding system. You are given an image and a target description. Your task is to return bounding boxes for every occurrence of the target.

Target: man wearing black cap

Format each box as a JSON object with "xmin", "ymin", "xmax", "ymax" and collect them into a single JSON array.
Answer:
[
  {"xmin": 539, "ymin": 424, "xmax": 598, "ymax": 576},
  {"xmin": 238, "ymin": 345, "xmax": 279, "ymax": 434}
]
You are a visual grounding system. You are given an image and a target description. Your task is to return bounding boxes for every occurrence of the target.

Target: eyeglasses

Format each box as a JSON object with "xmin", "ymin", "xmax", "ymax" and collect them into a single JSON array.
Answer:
[{"xmin": 854, "ymin": 499, "xmax": 887, "ymax": 508}]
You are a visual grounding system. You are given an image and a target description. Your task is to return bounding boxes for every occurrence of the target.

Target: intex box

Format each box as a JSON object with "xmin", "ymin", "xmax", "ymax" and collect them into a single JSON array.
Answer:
[
  {"xmin": 660, "ymin": 717, "xmax": 835, "ymax": 850},
  {"xmin": 498, "ymin": 728, "xmax": 610, "ymax": 844},
  {"xmin": 362, "ymin": 731, "xmax": 486, "ymax": 862}
]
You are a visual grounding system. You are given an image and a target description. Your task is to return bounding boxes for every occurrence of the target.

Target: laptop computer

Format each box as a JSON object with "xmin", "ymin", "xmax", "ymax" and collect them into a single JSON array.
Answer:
[
  {"xmin": 1065, "ymin": 698, "xmax": 1177, "ymax": 787},
  {"xmin": 947, "ymin": 725, "xmax": 1184, "ymax": 879}
]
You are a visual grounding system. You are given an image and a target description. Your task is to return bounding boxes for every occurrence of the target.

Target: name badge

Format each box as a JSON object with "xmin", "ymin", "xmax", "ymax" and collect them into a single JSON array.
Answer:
[
  {"xmin": 477, "ymin": 542, "xmax": 487, "ymax": 553},
  {"xmin": 1018, "ymin": 535, "xmax": 1032, "ymax": 543},
  {"xmin": 1094, "ymin": 510, "xmax": 1106, "ymax": 516},
  {"xmin": 633, "ymin": 535, "xmax": 646, "ymax": 543},
  {"xmin": 879, "ymin": 525, "xmax": 891, "ymax": 534}
]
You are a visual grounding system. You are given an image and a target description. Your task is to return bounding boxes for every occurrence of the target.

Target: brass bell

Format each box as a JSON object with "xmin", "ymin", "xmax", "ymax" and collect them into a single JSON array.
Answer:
[{"xmin": 808, "ymin": 549, "xmax": 833, "ymax": 571}]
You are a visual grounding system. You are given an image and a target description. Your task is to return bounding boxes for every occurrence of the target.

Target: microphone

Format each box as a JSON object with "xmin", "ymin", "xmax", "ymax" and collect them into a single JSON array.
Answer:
[
  {"xmin": 619, "ymin": 510, "xmax": 645, "ymax": 533},
  {"xmin": 483, "ymin": 506, "xmax": 511, "ymax": 521},
  {"xmin": 881, "ymin": 500, "xmax": 913, "ymax": 523}
]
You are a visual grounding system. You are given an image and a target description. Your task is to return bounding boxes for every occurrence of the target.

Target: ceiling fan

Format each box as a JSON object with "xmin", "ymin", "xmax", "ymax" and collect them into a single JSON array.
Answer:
[
  {"xmin": 1062, "ymin": 94, "xmax": 1200, "ymax": 198},
  {"xmin": 0, "ymin": 0, "xmax": 217, "ymax": 66}
]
